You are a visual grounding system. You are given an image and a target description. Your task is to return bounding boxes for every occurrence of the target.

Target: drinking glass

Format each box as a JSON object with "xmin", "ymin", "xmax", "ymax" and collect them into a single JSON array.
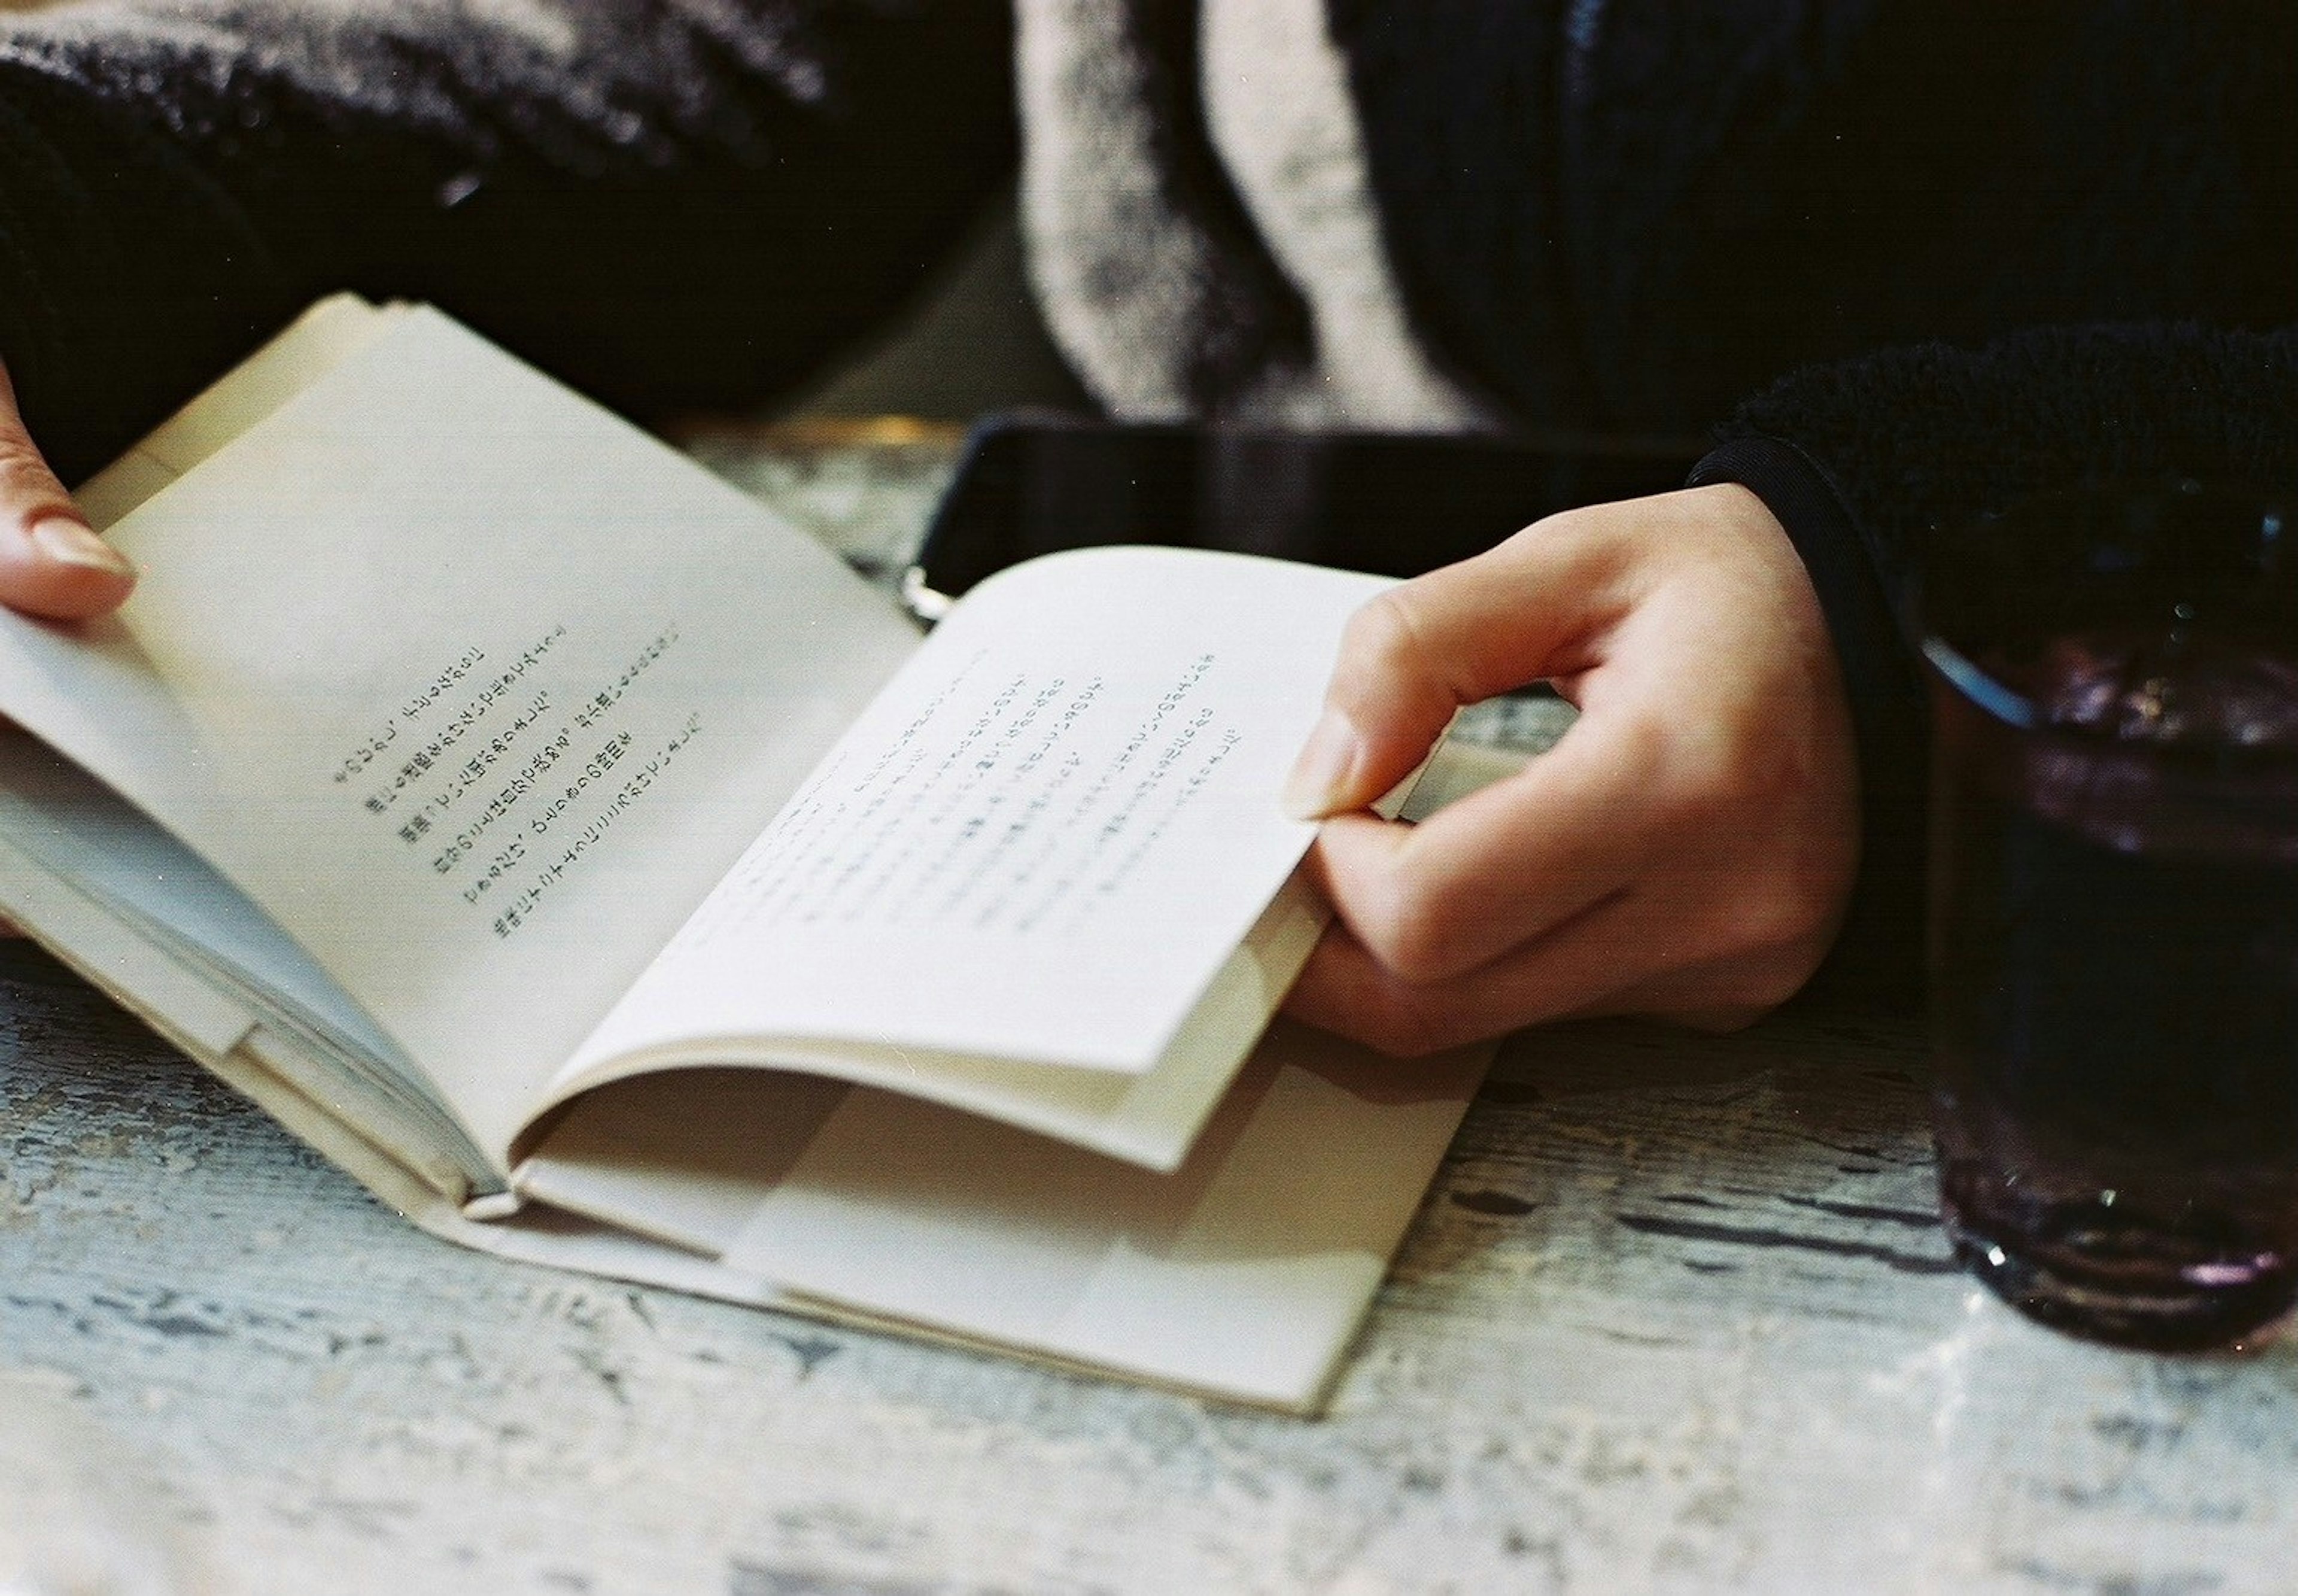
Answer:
[{"xmin": 1919, "ymin": 479, "xmax": 2298, "ymax": 1349}]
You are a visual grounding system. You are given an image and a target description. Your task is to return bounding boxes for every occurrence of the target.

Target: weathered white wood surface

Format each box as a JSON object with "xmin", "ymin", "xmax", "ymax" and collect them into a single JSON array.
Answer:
[
  {"xmin": 4, "ymin": 430, "xmax": 2294, "ymax": 1594},
  {"xmin": 5, "ymin": 946, "xmax": 2296, "ymax": 1595}
]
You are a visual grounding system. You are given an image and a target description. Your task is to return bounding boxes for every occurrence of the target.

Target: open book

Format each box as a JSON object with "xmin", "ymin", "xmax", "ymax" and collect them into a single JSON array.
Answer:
[{"xmin": 0, "ymin": 300, "xmax": 1490, "ymax": 1411}]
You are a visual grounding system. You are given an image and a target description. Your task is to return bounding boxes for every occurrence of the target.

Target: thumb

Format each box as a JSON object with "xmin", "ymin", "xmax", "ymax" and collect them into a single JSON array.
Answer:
[
  {"xmin": 0, "ymin": 361, "xmax": 135, "ymax": 621},
  {"xmin": 1279, "ymin": 508, "xmax": 1636, "ymax": 819}
]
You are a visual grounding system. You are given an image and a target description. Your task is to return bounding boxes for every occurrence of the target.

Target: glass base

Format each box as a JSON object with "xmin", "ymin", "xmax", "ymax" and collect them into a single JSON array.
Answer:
[{"xmin": 1941, "ymin": 1190, "xmax": 2298, "ymax": 1351}]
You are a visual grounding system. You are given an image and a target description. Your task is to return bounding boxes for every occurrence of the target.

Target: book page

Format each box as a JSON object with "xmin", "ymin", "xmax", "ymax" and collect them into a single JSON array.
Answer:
[
  {"xmin": 73, "ymin": 296, "xmax": 405, "ymax": 530},
  {"xmin": 520, "ymin": 1020, "xmax": 1493, "ymax": 1411},
  {"xmin": 0, "ymin": 308, "xmax": 920, "ymax": 1162},
  {"xmin": 559, "ymin": 546, "xmax": 1389, "ymax": 1091}
]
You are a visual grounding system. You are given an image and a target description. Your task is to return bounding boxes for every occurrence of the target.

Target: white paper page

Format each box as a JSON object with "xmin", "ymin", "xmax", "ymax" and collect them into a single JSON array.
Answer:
[
  {"xmin": 563, "ymin": 546, "xmax": 1390, "ymax": 1083},
  {"xmin": 0, "ymin": 308, "xmax": 920, "ymax": 1161},
  {"xmin": 74, "ymin": 296, "xmax": 404, "ymax": 530},
  {"xmin": 525, "ymin": 1020, "xmax": 1491, "ymax": 1409},
  {"xmin": 514, "ymin": 1070, "xmax": 851, "ymax": 1255},
  {"xmin": 0, "ymin": 730, "xmax": 409, "ymax": 1077},
  {"xmin": 534, "ymin": 867, "xmax": 1324, "ymax": 1171}
]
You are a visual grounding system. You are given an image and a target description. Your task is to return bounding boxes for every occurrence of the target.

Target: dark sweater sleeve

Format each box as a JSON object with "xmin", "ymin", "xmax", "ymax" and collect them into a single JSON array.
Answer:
[
  {"xmin": 0, "ymin": 0, "xmax": 1017, "ymax": 482},
  {"xmin": 1689, "ymin": 321, "xmax": 2298, "ymax": 1005}
]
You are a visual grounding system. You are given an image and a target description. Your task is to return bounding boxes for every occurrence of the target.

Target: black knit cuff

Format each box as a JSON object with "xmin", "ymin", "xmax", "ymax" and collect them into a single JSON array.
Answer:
[{"xmin": 1688, "ymin": 436, "xmax": 1927, "ymax": 1008}]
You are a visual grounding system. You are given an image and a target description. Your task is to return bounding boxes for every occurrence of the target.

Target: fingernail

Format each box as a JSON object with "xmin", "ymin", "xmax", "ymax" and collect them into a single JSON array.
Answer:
[
  {"xmin": 28, "ymin": 516, "xmax": 134, "ymax": 578},
  {"xmin": 1281, "ymin": 709, "xmax": 1362, "ymax": 820}
]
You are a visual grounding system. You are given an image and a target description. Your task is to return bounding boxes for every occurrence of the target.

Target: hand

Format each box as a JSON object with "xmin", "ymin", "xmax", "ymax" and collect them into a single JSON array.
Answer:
[
  {"xmin": 0, "ymin": 359, "xmax": 136, "ymax": 621},
  {"xmin": 1279, "ymin": 483, "xmax": 1860, "ymax": 1053}
]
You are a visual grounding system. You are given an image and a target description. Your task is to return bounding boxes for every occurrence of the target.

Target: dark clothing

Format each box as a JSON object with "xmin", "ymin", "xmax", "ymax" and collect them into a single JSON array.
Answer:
[
  {"xmin": 1343, "ymin": 5, "xmax": 2298, "ymax": 430},
  {"xmin": 0, "ymin": 1, "xmax": 1017, "ymax": 481},
  {"xmin": 0, "ymin": 0, "xmax": 2291, "ymax": 1002},
  {"xmin": 1701, "ymin": 326, "xmax": 2298, "ymax": 1001}
]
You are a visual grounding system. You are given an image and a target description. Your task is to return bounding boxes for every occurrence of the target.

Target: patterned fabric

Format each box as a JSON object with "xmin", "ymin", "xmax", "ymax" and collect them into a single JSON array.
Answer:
[{"xmin": 1017, "ymin": 0, "xmax": 1491, "ymax": 428}]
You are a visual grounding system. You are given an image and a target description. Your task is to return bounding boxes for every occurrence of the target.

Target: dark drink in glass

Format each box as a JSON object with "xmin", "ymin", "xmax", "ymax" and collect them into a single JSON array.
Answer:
[{"xmin": 1921, "ymin": 482, "xmax": 2298, "ymax": 1348}]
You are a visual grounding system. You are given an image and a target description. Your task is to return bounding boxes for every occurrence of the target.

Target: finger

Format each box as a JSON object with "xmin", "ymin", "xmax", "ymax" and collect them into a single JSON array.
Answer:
[
  {"xmin": 1284, "ymin": 902, "xmax": 1645, "ymax": 1056},
  {"xmin": 1281, "ymin": 513, "xmax": 1640, "ymax": 819},
  {"xmin": 1284, "ymin": 883, "xmax": 1816, "ymax": 1057},
  {"xmin": 0, "ymin": 362, "xmax": 135, "ymax": 620},
  {"xmin": 1303, "ymin": 702, "xmax": 1673, "ymax": 980}
]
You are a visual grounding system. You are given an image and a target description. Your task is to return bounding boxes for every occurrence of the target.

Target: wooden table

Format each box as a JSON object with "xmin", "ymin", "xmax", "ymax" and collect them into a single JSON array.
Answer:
[{"xmin": 2, "ymin": 427, "xmax": 2293, "ymax": 1595}]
